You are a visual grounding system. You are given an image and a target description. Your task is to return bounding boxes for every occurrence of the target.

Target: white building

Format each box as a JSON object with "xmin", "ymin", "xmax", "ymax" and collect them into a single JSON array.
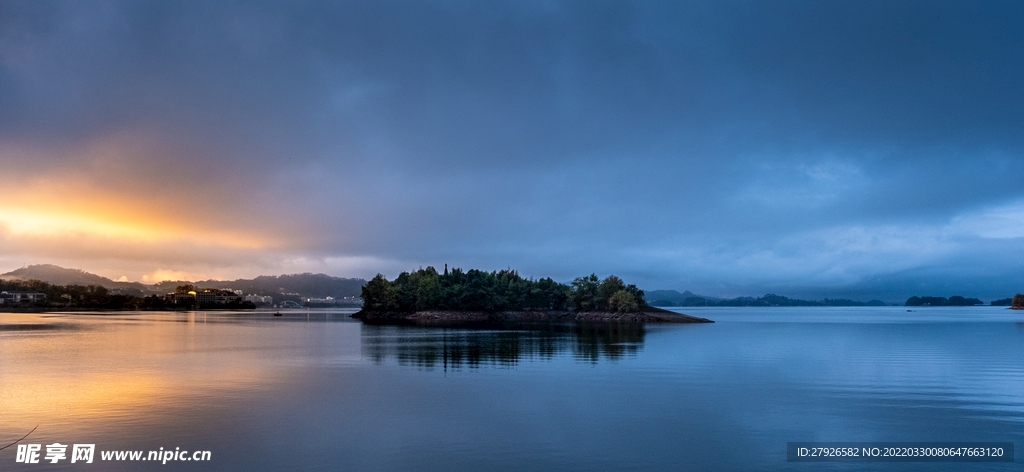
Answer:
[
  {"xmin": 244, "ymin": 294, "xmax": 273, "ymax": 305},
  {"xmin": 0, "ymin": 292, "xmax": 47, "ymax": 304}
]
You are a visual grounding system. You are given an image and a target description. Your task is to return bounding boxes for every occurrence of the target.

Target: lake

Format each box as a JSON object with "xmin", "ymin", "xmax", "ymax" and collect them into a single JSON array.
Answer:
[{"xmin": 1, "ymin": 306, "xmax": 1022, "ymax": 470}]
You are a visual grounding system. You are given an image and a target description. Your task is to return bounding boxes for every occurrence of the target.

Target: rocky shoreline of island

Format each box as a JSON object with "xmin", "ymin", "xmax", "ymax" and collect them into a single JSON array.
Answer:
[{"xmin": 352, "ymin": 305, "xmax": 713, "ymax": 324}]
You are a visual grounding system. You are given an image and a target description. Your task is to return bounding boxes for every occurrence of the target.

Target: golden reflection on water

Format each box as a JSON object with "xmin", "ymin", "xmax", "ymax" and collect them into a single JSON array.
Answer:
[{"xmin": 0, "ymin": 312, "xmax": 284, "ymax": 437}]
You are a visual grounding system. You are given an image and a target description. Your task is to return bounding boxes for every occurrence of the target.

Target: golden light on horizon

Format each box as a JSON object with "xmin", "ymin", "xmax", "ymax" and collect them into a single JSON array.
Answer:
[
  {"xmin": 0, "ymin": 178, "xmax": 282, "ymax": 252},
  {"xmin": 0, "ymin": 153, "xmax": 333, "ymax": 281},
  {"xmin": 0, "ymin": 207, "xmax": 269, "ymax": 249},
  {"xmin": 0, "ymin": 208, "xmax": 166, "ymax": 241}
]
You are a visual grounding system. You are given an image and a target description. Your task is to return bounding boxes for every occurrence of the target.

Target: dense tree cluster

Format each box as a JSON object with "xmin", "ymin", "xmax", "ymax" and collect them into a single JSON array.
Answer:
[
  {"xmin": 905, "ymin": 296, "xmax": 984, "ymax": 306},
  {"xmin": 361, "ymin": 267, "xmax": 646, "ymax": 313},
  {"xmin": 0, "ymin": 279, "xmax": 254, "ymax": 310},
  {"xmin": 1, "ymin": 279, "xmax": 139, "ymax": 309}
]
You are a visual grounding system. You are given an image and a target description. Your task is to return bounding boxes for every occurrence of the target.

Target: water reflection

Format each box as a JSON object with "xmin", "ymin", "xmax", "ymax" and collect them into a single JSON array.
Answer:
[
  {"xmin": 0, "ymin": 321, "xmax": 81, "ymax": 332},
  {"xmin": 0, "ymin": 312, "xmax": 295, "ymax": 442},
  {"xmin": 3, "ymin": 308, "xmax": 1021, "ymax": 472},
  {"xmin": 360, "ymin": 322, "xmax": 645, "ymax": 368}
]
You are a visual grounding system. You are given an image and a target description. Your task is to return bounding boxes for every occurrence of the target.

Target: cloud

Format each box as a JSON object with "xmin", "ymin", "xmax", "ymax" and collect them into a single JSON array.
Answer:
[
  {"xmin": 0, "ymin": 1, "xmax": 1022, "ymax": 299},
  {"xmin": 140, "ymin": 269, "xmax": 195, "ymax": 283},
  {"xmin": 949, "ymin": 200, "xmax": 1024, "ymax": 240}
]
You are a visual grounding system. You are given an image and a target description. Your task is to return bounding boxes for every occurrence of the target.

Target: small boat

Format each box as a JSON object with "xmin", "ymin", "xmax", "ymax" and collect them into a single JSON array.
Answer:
[{"xmin": 273, "ymin": 312, "xmax": 282, "ymax": 317}]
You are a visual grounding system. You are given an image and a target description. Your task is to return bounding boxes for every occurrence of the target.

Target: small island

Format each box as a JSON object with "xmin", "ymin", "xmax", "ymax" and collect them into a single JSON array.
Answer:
[{"xmin": 352, "ymin": 266, "xmax": 713, "ymax": 324}]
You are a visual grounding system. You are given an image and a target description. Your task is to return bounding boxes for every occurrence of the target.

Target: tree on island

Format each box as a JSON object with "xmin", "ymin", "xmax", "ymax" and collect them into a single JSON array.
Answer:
[
  {"xmin": 608, "ymin": 289, "xmax": 640, "ymax": 313},
  {"xmin": 360, "ymin": 267, "xmax": 646, "ymax": 313},
  {"xmin": 1013, "ymin": 294, "xmax": 1024, "ymax": 309}
]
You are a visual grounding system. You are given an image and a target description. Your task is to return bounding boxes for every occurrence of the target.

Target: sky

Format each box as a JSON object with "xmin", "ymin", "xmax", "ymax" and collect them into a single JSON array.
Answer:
[{"xmin": 1, "ymin": 0, "xmax": 1022, "ymax": 301}]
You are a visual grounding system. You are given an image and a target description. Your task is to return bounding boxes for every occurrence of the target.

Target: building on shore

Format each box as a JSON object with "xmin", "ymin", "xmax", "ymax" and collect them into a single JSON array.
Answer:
[
  {"xmin": 303, "ymin": 296, "xmax": 362, "ymax": 306},
  {"xmin": 244, "ymin": 294, "xmax": 273, "ymax": 305},
  {"xmin": 0, "ymin": 292, "xmax": 47, "ymax": 304},
  {"xmin": 163, "ymin": 289, "xmax": 243, "ymax": 306},
  {"xmin": 166, "ymin": 291, "xmax": 196, "ymax": 305},
  {"xmin": 195, "ymin": 289, "xmax": 242, "ymax": 305}
]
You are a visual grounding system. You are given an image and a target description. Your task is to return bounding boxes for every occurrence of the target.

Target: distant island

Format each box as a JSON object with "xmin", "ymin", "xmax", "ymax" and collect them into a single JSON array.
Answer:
[
  {"xmin": 647, "ymin": 291, "xmax": 888, "ymax": 307},
  {"xmin": 904, "ymin": 294, "xmax": 1024, "ymax": 307},
  {"xmin": 353, "ymin": 267, "xmax": 712, "ymax": 323},
  {"xmin": 905, "ymin": 295, "xmax": 984, "ymax": 307},
  {"xmin": 646, "ymin": 290, "xmax": 1019, "ymax": 308}
]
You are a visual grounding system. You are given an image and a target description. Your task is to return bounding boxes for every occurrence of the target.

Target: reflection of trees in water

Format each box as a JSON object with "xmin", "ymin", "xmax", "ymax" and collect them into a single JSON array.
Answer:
[{"xmin": 361, "ymin": 322, "xmax": 645, "ymax": 368}]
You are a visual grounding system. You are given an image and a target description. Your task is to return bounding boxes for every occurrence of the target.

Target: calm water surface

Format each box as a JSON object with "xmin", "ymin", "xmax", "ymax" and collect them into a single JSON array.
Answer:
[{"xmin": 1, "ymin": 307, "xmax": 1022, "ymax": 470}]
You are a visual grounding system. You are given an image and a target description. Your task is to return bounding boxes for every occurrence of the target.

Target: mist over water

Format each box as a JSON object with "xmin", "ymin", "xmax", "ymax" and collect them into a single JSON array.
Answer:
[{"xmin": 1, "ymin": 307, "xmax": 1022, "ymax": 470}]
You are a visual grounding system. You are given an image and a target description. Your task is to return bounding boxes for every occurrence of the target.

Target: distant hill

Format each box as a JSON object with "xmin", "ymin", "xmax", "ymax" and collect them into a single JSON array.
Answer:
[
  {"xmin": 3, "ymin": 264, "xmax": 119, "ymax": 286},
  {"xmin": 193, "ymin": 273, "xmax": 365, "ymax": 298},
  {"xmin": 716, "ymin": 294, "xmax": 888, "ymax": 307},
  {"xmin": 645, "ymin": 289, "xmax": 721, "ymax": 306},
  {"xmin": 1, "ymin": 264, "xmax": 150, "ymax": 295},
  {"xmin": 905, "ymin": 295, "xmax": 983, "ymax": 307},
  {"xmin": 0, "ymin": 264, "xmax": 365, "ymax": 299},
  {"xmin": 644, "ymin": 288, "xmax": 890, "ymax": 307}
]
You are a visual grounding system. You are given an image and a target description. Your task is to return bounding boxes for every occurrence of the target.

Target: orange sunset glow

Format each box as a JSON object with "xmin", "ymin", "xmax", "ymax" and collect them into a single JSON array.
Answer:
[
  {"xmin": 2, "ymin": 177, "xmax": 275, "ymax": 246},
  {"xmin": 0, "ymin": 174, "xmax": 300, "ymax": 281}
]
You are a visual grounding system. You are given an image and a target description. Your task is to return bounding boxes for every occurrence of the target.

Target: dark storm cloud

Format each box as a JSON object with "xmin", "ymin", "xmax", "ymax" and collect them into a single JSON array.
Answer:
[{"xmin": 1, "ymin": 0, "xmax": 1022, "ymax": 299}]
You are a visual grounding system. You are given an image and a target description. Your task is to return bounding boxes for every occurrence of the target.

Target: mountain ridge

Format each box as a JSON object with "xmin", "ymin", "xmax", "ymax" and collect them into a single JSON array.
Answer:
[
  {"xmin": 645, "ymin": 289, "xmax": 722, "ymax": 305},
  {"xmin": 1, "ymin": 264, "xmax": 365, "ymax": 298}
]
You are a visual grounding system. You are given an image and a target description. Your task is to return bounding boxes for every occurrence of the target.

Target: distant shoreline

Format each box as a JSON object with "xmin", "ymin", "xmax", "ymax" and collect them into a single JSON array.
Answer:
[
  {"xmin": 0, "ymin": 306, "xmax": 260, "ymax": 313},
  {"xmin": 352, "ymin": 306, "xmax": 713, "ymax": 324}
]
